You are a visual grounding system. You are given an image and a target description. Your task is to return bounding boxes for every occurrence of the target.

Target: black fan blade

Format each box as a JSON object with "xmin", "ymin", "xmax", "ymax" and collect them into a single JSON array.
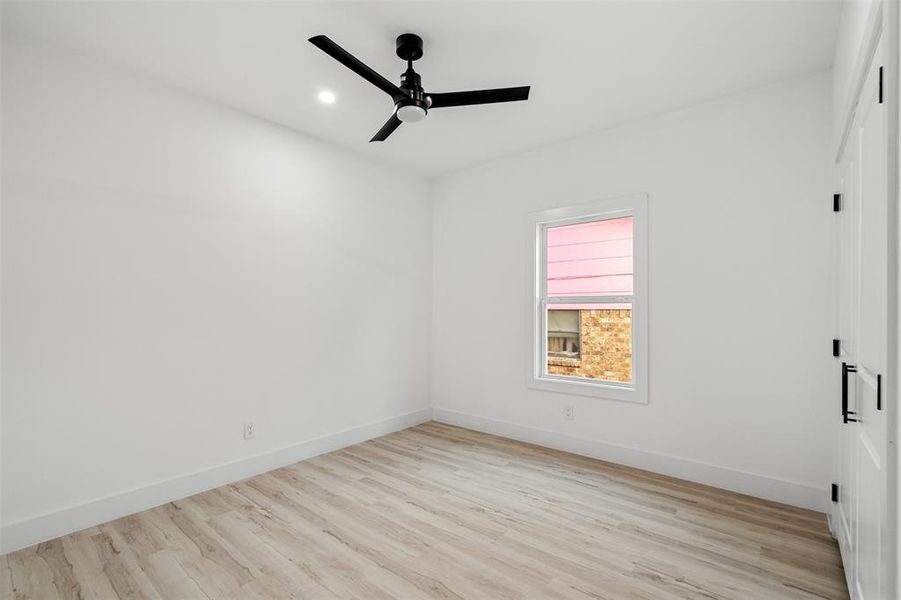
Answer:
[
  {"xmin": 370, "ymin": 113, "xmax": 402, "ymax": 142},
  {"xmin": 428, "ymin": 86, "xmax": 530, "ymax": 108},
  {"xmin": 309, "ymin": 35, "xmax": 407, "ymax": 101}
]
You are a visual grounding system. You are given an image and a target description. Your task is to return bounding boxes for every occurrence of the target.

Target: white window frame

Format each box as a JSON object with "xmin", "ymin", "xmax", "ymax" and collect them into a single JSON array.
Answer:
[{"xmin": 527, "ymin": 193, "xmax": 649, "ymax": 403}]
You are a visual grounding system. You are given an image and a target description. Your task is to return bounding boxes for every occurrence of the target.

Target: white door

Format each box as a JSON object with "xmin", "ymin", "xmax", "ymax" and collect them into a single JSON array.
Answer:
[{"xmin": 833, "ymin": 41, "xmax": 889, "ymax": 600}]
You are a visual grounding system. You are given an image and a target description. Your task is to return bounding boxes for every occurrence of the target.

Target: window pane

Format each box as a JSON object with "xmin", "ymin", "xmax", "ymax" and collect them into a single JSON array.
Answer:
[
  {"xmin": 547, "ymin": 309, "xmax": 580, "ymax": 359},
  {"xmin": 546, "ymin": 303, "xmax": 632, "ymax": 384},
  {"xmin": 546, "ymin": 216, "xmax": 633, "ymax": 297}
]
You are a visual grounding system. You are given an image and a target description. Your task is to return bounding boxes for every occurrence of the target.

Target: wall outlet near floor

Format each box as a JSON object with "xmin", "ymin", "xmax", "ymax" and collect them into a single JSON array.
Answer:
[
  {"xmin": 243, "ymin": 422, "xmax": 255, "ymax": 440},
  {"xmin": 564, "ymin": 406, "xmax": 574, "ymax": 421}
]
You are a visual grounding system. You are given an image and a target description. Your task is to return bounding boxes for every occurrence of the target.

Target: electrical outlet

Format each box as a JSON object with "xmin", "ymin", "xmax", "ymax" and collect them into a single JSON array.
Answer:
[
  {"xmin": 243, "ymin": 422, "xmax": 255, "ymax": 440},
  {"xmin": 564, "ymin": 406, "xmax": 574, "ymax": 421}
]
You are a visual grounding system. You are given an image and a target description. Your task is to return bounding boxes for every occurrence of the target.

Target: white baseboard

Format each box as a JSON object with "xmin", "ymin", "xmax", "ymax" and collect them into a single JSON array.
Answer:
[
  {"xmin": 1, "ymin": 407, "xmax": 432, "ymax": 554},
  {"xmin": 432, "ymin": 408, "xmax": 826, "ymax": 512}
]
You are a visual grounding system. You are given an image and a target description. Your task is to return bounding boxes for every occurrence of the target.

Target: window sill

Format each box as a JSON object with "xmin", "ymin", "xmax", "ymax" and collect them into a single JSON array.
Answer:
[
  {"xmin": 528, "ymin": 374, "xmax": 647, "ymax": 404},
  {"xmin": 547, "ymin": 357, "xmax": 581, "ymax": 367}
]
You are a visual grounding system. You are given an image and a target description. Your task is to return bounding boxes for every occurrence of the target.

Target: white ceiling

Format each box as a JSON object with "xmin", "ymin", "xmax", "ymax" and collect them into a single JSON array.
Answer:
[{"xmin": 3, "ymin": 1, "xmax": 841, "ymax": 176}]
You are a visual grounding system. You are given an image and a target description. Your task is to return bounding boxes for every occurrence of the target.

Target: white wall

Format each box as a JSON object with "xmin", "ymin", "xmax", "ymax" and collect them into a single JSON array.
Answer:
[
  {"xmin": 0, "ymin": 36, "xmax": 431, "ymax": 551},
  {"xmin": 431, "ymin": 72, "xmax": 835, "ymax": 511}
]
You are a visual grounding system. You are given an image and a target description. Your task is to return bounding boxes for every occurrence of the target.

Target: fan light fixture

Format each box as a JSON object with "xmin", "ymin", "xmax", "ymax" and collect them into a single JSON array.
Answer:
[{"xmin": 396, "ymin": 104, "xmax": 426, "ymax": 123}]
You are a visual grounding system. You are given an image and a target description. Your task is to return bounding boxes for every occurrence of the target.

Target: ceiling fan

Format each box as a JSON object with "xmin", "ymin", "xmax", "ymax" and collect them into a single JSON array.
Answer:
[{"xmin": 309, "ymin": 33, "xmax": 531, "ymax": 142}]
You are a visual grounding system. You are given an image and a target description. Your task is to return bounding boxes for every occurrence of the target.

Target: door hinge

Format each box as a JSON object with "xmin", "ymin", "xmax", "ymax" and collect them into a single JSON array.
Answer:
[
  {"xmin": 833, "ymin": 193, "xmax": 842, "ymax": 212},
  {"xmin": 831, "ymin": 483, "xmax": 839, "ymax": 503},
  {"xmin": 879, "ymin": 66, "xmax": 884, "ymax": 104},
  {"xmin": 877, "ymin": 373, "xmax": 882, "ymax": 410},
  {"xmin": 832, "ymin": 339, "xmax": 840, "ymax": 357}
]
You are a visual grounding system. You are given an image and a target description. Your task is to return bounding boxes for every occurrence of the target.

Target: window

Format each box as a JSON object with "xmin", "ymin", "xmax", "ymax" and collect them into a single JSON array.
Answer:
[{"xmin": 528, "ymin": 194, "xmax": 648, "ymax": 403}]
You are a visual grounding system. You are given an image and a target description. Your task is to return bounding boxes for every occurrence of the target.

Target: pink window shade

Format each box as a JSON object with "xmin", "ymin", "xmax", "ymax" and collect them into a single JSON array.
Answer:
[{"xmin": 546, "ymin": 216, "xmax": 633, "ymax": 298}]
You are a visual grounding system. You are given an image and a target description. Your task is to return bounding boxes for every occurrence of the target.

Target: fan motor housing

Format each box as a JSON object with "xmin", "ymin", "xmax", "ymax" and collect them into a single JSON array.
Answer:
[{"xmin": 398, "ymin": 60, "xmax": 427, "ymax": 116}]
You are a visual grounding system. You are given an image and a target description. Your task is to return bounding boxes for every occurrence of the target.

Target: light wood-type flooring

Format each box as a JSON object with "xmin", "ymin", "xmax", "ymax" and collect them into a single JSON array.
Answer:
[{"xmin": 1, "ymin": 422, "xmax": 848, "ymax": 599}]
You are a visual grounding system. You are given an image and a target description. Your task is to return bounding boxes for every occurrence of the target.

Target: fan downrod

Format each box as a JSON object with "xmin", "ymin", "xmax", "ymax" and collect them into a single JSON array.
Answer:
[{"xmin": 396, "ymin": 33, "xmax": 423, "ymax": 61}]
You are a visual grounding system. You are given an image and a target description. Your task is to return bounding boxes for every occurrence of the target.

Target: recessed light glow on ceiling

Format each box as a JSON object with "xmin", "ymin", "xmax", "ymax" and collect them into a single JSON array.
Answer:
[{"xmin": 318, "ymin": 90, "xmax": 336, "ymax": 105}]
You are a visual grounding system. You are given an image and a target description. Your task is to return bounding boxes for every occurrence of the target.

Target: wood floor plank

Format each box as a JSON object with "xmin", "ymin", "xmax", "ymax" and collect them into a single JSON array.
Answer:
[
  {"xmin": 0, "ymin": 555, "xmax": 13, "ymax": 600},
  {"xmin": 1, "ymin": 423, "xmax": 849, "ymax": 599}
]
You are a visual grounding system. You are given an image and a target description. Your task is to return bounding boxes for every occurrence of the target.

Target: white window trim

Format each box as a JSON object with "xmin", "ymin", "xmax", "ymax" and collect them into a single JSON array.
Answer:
[{"xmin": 527, "ymin": 193, "xmax": 649, "ymax": 404}]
